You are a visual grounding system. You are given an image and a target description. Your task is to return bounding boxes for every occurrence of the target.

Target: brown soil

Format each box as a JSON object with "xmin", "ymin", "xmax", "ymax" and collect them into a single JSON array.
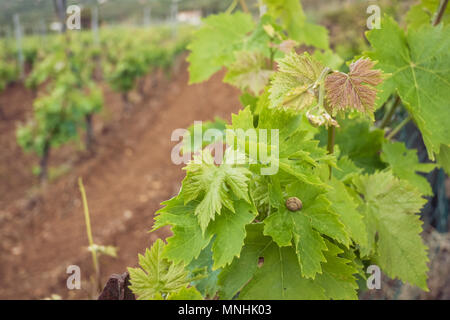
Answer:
[{"xmin": 0, "ymin": 59, "xmax": 241, "ymax": 299}]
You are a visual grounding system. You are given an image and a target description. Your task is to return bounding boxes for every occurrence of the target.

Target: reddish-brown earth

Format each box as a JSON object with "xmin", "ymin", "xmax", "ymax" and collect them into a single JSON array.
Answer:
[{"xmin": 0, "ymin": 59, "xmax": 241, "ymax": 299}]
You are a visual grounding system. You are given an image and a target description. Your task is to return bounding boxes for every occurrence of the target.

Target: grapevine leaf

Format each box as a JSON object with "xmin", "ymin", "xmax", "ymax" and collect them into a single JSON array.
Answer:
[
  {"xmin": 264, "ymin": 180, "xmax": 349, "ymax": 278},
  {"xmin": 222, "ymin": 224, "xmax": 327, "ymax": 299},
  {"xmin": 381, "ymin": 142, "xmax": 436, "ymax": 195},
  {"xmin": 325, "ymin": 58, "xmax": 383, "ymax": 114},
  {"xmin": 166, "ymin": 286, "xmax": 203, "ymax": 300},
  {"xmin": 366, "ymin": 16, "xmax": 450, "ymax": 160},
  {"xmin": 406, "ymin": 0, "xmax": 450, "ymax": 29},
  {"xmin": 217, "ymin": 223, "xmax": 268, "ymax": 300},
  {"xmin": 228, "ymin": 106, "xmax": 332, "ymax": 186},
  {"xmin": 334, "ymin": 156, "xmax": 363, "ymax": 183},
  {"xmin": 436, "ymin": 144, "xmax": 450, "ymax": 174},
  {"xmin": 239, "ymin": 243, "xmax": 328, "ymax": 299},
  {"xmin": 208, "ymin": 200, "xmax": 257, "ymax": 270},
  {"xmin": 224, "ymin": 51, "xmax": 274, "ymax": 95},
  {"xmin": 239, "ymin": 92, "xmax": 259, "ymax": 113},
  {"xmin": 319, "ymin": 118, "xmax": 385, "ymax": 172},
  {"xmin": 128, "ymin": 239, "xmax": 192, "ymax": 300},
  {"xmin": 263, "ymin": 0, "xmax": 329, "ymax": 49},
  {"xmin": 313, "ymin": 49, "xmax": 344, "ymax": 70},
  {"xmin": 182, "ymin": 151, "xmax": 251, "ymax": 233},
  {"xmin": 182, "ymin": 118, "xmax": 226, "ymax": 154},
  {"xmin": 187, "ymin": 243, "xmax": 221, "ymax": 298},
  {"xmin": 315, "ymin": 240, "xmax": 358, "ymax": 300},
  {"xmin": 187, "ymin": 12, "xmax": 254, "ymax": 83},
  {"xmin": 229, "ymin": 107, "xmax": 255, "ymax": 131},
  {"xmin": 153, "ymin": 197, "xmax": 212, "ymax": 265},
  {"xmin": 257, "ymin": 103, "xmax": 303, "ymax": 137},
  {"xmin": 257, "ymin": 106, "xmax": 334, "ymax": 186},
  {"xmin": 269, "ymin": 52, "xmax": 324, "ymax": 110},
  {"xmin": 245, "ymin": 14, "xmax": 283, "ymax": 55},
  {"xmin": 221, "ymin": 225, "xmax": 357, "ymax": 299},
  {"xmin": 327, "ymin": 178, "xmax": 367, "ymax": 247},
  {"xmin": 286, "ymin": 182, "xmax": 349, "ymax": 248},
  {"xmin": 353, "ymin": 171, "xmax": 429, "ymax": 290}
]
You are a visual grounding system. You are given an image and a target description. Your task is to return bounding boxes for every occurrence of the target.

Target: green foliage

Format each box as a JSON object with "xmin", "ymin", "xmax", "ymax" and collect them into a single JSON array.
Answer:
[
  {"xmin": 268, "ymin": 52, "xmax": 324, "ymax": 111},
  {"xmin": 406, "ymin": 0, "xmax": 450, "ymax": 28},
  {"xmin": 129, "ymin": 1, "xmax": 446, "ymax": 300},
  {"xmin": 366, "ymin": 16, "xmax": 450, "ymax": 160},
  {"xmin": 182, "ymin": 118, "xmax": 227, "ymax": 154},
  {"xmin": 353, "ymin": 171, "xmax": 429, "ymax": 290},
  {"xmin": 181, "ymin": 150, "xmax": 252, "ymax": 233},
  {"xmin": 220, "ymin": 224, "xmax": 357, "ymax": 300},
  {"xmin": 318, "ymin": 118, "xmax": 386, "ymax": 172},
  {"xmin": 381, "ymin": 142, "xmax": 436, "ymax": 195},
  {"xmin": 224, "ymin": 51, "xmax": 274, "ymax": 95},
  {"xmin": 187, "ymin": 12, "xmax": 255, "ymax": 83},
  {"xmin": 263, "ymin": 180, "xmax": 349, "ymax": 278},
  {"xmin": 128, "ymin": 239, "xmax": 203, "ymax": 300},
  {"xmin": 16, "ymin": 26, "xmax": 189, "ymax": 178},
  {"xmin": 108, "ymin": 52, "xmax": 146, "ymax": 93},
  {"xmin": 17, "ymin": 78, "xmax": 103, "ymax": 156},
  {"xmin": 436, "ymin": 145, "xmax": 450, "ymax": 175},
  {"xmin": 263, "ymin": 0, "xmax": 329, "ymax": 49},
  {"xmin": 0, "ymin": 60, "xmax": 17, "ymax": 91}
]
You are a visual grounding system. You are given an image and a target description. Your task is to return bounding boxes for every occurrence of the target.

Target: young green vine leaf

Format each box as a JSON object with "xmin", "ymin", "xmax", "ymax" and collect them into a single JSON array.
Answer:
[
  {"xmin": 182, "ymin": 150, "xmax": 252, "ymax": 233},
  {"xmin": 128, "ymin": 239, "xmax": 203, "ymax": 300},
  {"xmin": 269, "ymin": 52, "xmax": 324, "ymax": 111}
]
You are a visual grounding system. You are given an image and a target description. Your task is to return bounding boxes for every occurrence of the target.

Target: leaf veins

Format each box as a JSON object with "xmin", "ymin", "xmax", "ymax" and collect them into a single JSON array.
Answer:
[{"xmin": 325, "ymin": 58, "xmax": 383, "ymax": 113}]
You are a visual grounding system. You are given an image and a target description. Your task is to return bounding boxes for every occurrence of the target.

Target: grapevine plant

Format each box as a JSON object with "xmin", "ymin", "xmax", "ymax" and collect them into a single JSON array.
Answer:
[
  {"xmin": 17, "ymin": 33, "xmax": 103, "ymax": 182},
  {"xmin": 127, "ymin": 0, "xmax": 450, "ymax": 300},
  {"xmin": 0, "ymin": 41, "xmax": 18, "ymax": 119}
]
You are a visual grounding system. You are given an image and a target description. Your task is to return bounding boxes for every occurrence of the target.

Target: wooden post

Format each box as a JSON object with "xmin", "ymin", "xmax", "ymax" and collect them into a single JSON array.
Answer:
[
  {"xmin": 143, "ymin": 7, "xmax": 151, "ymax": 27},
  {"xmin": 13, "ymin": 14, "xmax": 24, "ymax": 80},
  {"xmin": 171, "ymin": 0, "xmax": 179, "ymax": 37},
  {"xmin": 53, "ymin": 0, "xmax": 67, "ymax": 33},
  {"xmin": 92, "ymin": 6, "xmax": 100, "ymax": 46}
]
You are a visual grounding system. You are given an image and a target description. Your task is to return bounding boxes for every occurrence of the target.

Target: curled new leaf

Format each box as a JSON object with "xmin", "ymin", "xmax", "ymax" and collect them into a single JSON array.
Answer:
[{"xmin": 325, "ymin": 58, "xmax": 383, "ymax": 114}]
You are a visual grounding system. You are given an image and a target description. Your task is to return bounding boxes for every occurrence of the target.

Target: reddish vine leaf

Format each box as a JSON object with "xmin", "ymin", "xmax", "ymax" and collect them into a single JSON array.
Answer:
[{"xmin": 325, "ymin": 58, "xmax": 383, "ymax": 114}]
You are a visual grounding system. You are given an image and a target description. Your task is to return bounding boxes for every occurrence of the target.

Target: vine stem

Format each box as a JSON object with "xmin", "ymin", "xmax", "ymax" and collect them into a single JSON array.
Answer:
[
  {"xmin": 239, "ymin": 0, "xmax": 249, "ymax": 13},
  {"xmin": 432, "ymin": 0, "xmax": 449, "ymax": 26},
  {"xmin": 78, "ymin": 177, "xmax": 101, "ymax": 293},
  {"xmin": 386, "ymin": 116, "xmax": 411, "ymax": 140},
  {"xmin": 225, "ymin": 0, "xmax": 238, "ymax": 14},
  {"xmin": 327, "ymin": 126, "xmax": 335, "ymax": 155},
  {"xmin": 379, "ymin": 95, "xmax": 400, "ymax": 129},
  {"xmin": 315, "ymin": 67, "xmax": 335, "ymax": 179},
  {"xmin": 327, "ymin": 115, "xmax": 336, "ymax": 179}
]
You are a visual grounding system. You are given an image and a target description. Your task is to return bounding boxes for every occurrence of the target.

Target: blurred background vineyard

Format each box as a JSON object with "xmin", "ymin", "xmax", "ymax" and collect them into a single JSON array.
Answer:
[{"xmin": 0, "ymin": 0, "xmax": 448, "ymax": 300}]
